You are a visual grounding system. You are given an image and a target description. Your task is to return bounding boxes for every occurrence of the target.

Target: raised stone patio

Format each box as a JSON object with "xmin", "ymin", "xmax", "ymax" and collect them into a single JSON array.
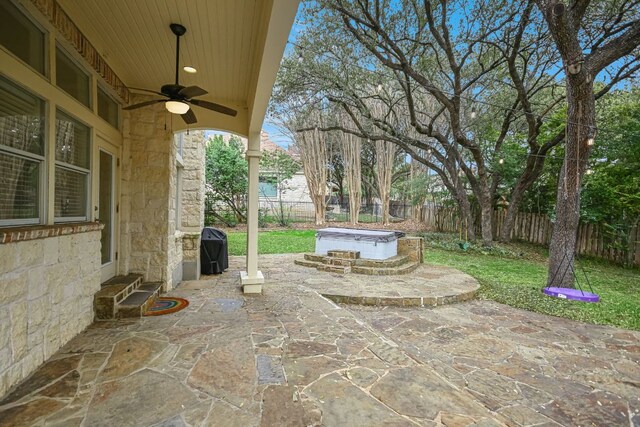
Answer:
[
  {"xmin": 301, "ymin": 259, "xmax": 479, "ymax": 307},
  {"xmin": 0, "ymin": 254, "xmax": 638, "ymax": 426}
]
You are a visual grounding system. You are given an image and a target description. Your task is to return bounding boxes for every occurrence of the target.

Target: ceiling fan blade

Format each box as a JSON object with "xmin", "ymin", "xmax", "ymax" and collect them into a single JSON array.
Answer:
[
  {"xmin": 179, "ymin": 86, "xmax": 208, "ymax": 99},
  {"xmin": 189, "ymin": 99, "xmax": 237, "ymax": 117},
  {"xmin": 123, "ymin": 99, "xmax": 165, "ymax": 110},
  {"xmin": 128, "ymin": 87, "xmax": 167, "ymax": 97},
  {"xmin": 181, "ymin": 108, "xmax": 197, "ymax": 125}
]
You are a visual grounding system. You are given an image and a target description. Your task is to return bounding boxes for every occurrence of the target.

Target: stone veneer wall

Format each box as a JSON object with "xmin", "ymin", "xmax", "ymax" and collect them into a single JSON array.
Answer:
[
  {"xmin": 0, "ymin": 225, "xmax": 101, "ymax": 397},
  {"xmin": 120, "ymin": 97, "xmax": 175, "ymax": 288},
  {"xmin": 397, "ymin": 237, "xmax": 425, "ymax": 263},
  {"xmin": 120, "ymin": 105, "xmax": 206, "ymax": 289},
  {"xmin": 176, "ymin": 131, "xmax": 206, "ymax": 280},
  {"xmin": 179, "ymin": 131, "xmax": 206, "ymax": 232}
]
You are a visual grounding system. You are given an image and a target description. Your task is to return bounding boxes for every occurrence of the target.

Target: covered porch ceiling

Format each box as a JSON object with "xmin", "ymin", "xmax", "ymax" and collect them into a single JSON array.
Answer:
[{"xmin": 58, "ymin": 0, "xmax": 299, "ymax": 139}]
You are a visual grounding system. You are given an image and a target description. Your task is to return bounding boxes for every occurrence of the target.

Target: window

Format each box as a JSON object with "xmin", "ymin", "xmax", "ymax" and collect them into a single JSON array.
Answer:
[
  {"xmin": 55, "ymin": 110, "xmax": 90, "ymax": 221},
  {"xmin": 56, "ymin": 47, "xmax": 90, "ymax": 107},
  {"xmin": 259, "ymin": 176, "xmax": 277, "ymax": 198},
  {"xmin": 0, "ymin": 77, "xmax": 45, "ymax": 225},
  {"xmin": 97, "ymin": 86, "xmax": 119, "ymax": 128},
  {"xmin": 175, "ymin": 132, "xmax": 184, "ymax": 158},
  {"xmin": 0, "ymin": 1, "xmax": 45, "ymax": 75}
]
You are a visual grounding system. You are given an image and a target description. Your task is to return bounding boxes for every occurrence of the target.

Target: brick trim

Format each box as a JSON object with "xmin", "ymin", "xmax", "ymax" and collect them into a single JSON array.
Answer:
[{"xmin": 0, "ymin": 222, "xmax": 103, "ymax": 244}]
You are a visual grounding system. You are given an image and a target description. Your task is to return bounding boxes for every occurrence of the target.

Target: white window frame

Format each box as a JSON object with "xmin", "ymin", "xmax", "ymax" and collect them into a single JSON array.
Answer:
[
  {"xmin": 55, "ymin": 44, "xmax": 92, "ymax": 110},
  {"xmin": 0, "ymin": 0, "xmax": 49, "ymax": 78},
  {"xmin": 0, "ymin": 146, "xmax": 46, "ymax": 226},
  {"xmin": 97, "ymin": 84, "xmax": 120, "ymax": 130},
  {"xmin": 0, "ymin": 77, "xmax": 47, "ymax": 226},
  {"xmin": 53, "ymin": 109, "xmax": 92, "ymax": 223}
]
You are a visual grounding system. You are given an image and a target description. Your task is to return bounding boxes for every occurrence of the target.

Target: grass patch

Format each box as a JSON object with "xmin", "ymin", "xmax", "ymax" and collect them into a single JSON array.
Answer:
[
  {"xmin": 226, "ymin": 229, "xmax": 640, "ymax": 331},
  {"xmin": 423, "ymin": 239, "xmax": 640, "ymax": 331},
  {"xmin": 227, "ymin": 229, "xmax": 316, "ymax": 256}
]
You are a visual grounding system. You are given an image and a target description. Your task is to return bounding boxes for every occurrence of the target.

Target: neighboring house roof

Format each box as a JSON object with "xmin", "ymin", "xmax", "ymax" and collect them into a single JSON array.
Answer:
[{"xmin": 222, "ymin": 130, "xmax": 284, "ymax": 153}]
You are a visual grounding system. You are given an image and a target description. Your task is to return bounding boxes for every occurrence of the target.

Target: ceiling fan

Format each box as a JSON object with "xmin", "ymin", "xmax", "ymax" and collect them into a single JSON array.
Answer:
[{"xmin": 124, "ymin": 23, "xmax": 237, "ymax": 124}]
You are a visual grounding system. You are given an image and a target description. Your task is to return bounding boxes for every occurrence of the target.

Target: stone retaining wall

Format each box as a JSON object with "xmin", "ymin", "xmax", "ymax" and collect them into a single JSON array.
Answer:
[
  {"xmin": 397, "ymin": 237, "xmax": 424, "ymax": 263},
  {"xmin": 0, "ymin": 227, "xmax": 101, "ymax": 397}
]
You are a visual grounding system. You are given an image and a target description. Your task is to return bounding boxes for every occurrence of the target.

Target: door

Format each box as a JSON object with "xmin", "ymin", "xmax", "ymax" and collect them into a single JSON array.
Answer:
[{"xmin": 95, "ymin": 138, "xmax": 118, "ymax": 282}]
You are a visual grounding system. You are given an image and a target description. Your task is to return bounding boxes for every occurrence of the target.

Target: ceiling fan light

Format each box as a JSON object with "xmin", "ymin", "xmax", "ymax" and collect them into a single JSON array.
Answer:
[
  {"xmin": 166, "ymin": 101, "xmax": 190, "ymax": 114},
  {"xmin": 183, "ymin": 66, "xmax": 197, "ymax": 73}
]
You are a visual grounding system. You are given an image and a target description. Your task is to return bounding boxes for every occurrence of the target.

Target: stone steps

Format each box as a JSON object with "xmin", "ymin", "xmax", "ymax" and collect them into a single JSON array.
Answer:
[
  {"xmin": 95, "ymin": 275, "xmax": 162, "ymax": 319},
  {"xmin": 317, "ymin": 264, "xmax": 352, "ymax": 274},
  {"xmin": 354, "ymin": 254, "xmax": 409, "ymax": 268},
  {"xmin": 351, "ymin": 261, "xmax": 420, "ymax": 276},
  {"xmin": 95, "ymin": 274, "xmax": 143, "ymax": 319},
  {"xmin": 302, "ymin": 254, "xmax": 325, "ymax": 263},
  {"xmin": 327, "ymin": 250, "xmax": 360, "ymax": 259},
  {"xmin": 324, "ymin": 257, "xmax": 356, "ymax": 267},
  {"xmin": 294, "ymin": 259, "xmax": 323, "ymax": 268},
  {"xmin": 117, "ymin": 282, "xmax": 162, "ymax": 318},
  {"xmin": 297, "ymin": 250, "xmax": 418, "ymax": 276}
]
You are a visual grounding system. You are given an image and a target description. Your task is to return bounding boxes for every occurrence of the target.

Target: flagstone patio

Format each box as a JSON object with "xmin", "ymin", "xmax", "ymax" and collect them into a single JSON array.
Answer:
[{"xmin": 0, "ymin": 254, "xmax": 638, "ymax": 426}]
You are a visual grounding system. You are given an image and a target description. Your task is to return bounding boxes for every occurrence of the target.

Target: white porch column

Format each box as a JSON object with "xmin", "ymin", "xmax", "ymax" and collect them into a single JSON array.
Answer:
[{"xmin": 241, "ymin": 144, "xmax": 264, "ymax": 293}]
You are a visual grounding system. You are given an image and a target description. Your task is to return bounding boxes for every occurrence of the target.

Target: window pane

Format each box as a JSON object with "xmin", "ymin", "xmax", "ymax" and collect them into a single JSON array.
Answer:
[
  {"xmin": 259, "ymin": 179, "xmax": 277, "ymax": 197},
  {"xmin": 55, "ymin": 167, "xmax": 87, "ymax": 218},
  {"xmin": 99, "ymin": 151, "xmax": 113, "ymax": 263},
  {"xmin": 97, "ymin": 87, "xmax": 119, "ymax": 128},
  {"xmin": 0, "ymin": 1, "xmax": 45, "ymax": 74},
  {"xmin": 56, "ymin": 47, "xmax": 90, "ymax": 107},
  {"xmin": 0, "ymin": 76, "xmax": 45, "ymax": 155},
  {"xmin": 56, "ymin": 110, "xmax": 90, "ymax": 168},
  {"xmin": 0, "ymin": 152, "xmax": 39, "ymax": 221}
]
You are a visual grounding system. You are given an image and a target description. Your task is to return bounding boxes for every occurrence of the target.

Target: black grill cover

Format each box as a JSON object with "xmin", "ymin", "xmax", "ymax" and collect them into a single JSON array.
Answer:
[{"xmin": 200, "ymin": 227, "xmax": 228, "ymax": 274}]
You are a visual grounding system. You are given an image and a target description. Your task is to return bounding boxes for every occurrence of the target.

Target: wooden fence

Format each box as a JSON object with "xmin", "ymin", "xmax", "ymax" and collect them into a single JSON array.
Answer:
[{"xmin": 420, "ymin": 206, "xmax": 640, "ymax": 267}]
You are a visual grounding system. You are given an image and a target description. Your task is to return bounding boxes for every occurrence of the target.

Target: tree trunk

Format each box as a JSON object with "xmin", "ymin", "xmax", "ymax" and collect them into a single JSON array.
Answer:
[
  {"xmin": 547, "ymin": 79, "xmax": 595, "ymax": 288},
  {"xmin": 375, "ymin": 140, "xmax": 396, "ymax": 226},
  {"xmin": 341, "ymin": 129, "xmax": 362, "ymax": 225},
  {"xmin": 499, "ymin": 158, "xmax": 547, "ymax": 242},
  {"xmin": 479, "ymin": 197, "xmax": 494, "ymax": 247},
  {"xmin": 313, "ymin": 195, "xmax": 326, "ymax": 226},
  {"xmin": 295, "ymin": 124, "xmax": 329, "ymax": 226},
  {"xmin": 454, "ymin": 183, "xmax": 476, "ymax": 241}
]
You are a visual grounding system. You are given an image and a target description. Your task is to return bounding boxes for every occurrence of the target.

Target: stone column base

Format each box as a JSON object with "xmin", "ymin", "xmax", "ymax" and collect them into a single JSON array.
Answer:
[{"xmin": 241, "ymin": 270, "xmax": 264, "ymax": 294}]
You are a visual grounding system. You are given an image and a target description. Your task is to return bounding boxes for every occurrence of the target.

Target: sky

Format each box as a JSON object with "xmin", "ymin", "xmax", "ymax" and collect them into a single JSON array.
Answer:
[
  {"xmin": 203, "ymin": 125, "xmax": 292, "ymax": 149},
  {"xmin": 259, "ymin": 9, "xmax": 307, "ymax": 149}
]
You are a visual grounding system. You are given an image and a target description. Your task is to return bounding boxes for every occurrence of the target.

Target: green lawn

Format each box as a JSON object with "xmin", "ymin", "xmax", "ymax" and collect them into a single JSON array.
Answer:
[
  {"xmin": 227, "ymin": 229, "xmax": 640, "ymax": 331},
  {"xmin": 227, "ymin": 230, "xmax": 316, "ymax": 255},
  {"xmin": 424, "ymin": 246, "xmax": 640, "ymax": 331}
]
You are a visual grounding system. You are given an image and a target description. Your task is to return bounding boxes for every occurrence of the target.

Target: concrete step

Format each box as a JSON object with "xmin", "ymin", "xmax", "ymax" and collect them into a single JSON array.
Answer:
[
  {"xmin": 351, "ymin": 262, "xmax": 420, "ymax": 276},
  {"xmin": 117, "ymin": 282, "xmax": 162, "ymax": 318},
  {"xmin": 95, "ymin": 274, "xmax": 144, "ymax": 320},
  {"xmin": 354, "ymin": 255, "xmax": 409, "ymax": 268}
]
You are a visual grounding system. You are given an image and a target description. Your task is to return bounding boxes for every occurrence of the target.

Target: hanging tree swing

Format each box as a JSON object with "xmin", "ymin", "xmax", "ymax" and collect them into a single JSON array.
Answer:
[
  {"xmin": 543, "ymin": 252, "xmax": 600, "ymax": 302},
  {"xmin": 458, "ymin": 217, "xmax": 470, "ymax": 251},
  {"xmin": 543, "ymin": 101, "xmax": 600, "ymax": 303}
]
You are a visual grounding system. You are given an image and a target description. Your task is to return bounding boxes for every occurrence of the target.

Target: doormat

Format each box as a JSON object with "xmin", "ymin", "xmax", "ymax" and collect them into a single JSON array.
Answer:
[{"xmin": 144, "ymin": 297, "xmax": 189, "ymax": 316}]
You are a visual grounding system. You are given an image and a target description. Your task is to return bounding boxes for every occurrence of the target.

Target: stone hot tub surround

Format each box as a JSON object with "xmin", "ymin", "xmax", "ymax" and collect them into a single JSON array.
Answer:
[
  {"xmin": 315, "ymin": 228, "xmax": 402, "ymax": 260},
  {"xmin": 297, "ymin": 235, "xmax": 425, "ymax": 276}
]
